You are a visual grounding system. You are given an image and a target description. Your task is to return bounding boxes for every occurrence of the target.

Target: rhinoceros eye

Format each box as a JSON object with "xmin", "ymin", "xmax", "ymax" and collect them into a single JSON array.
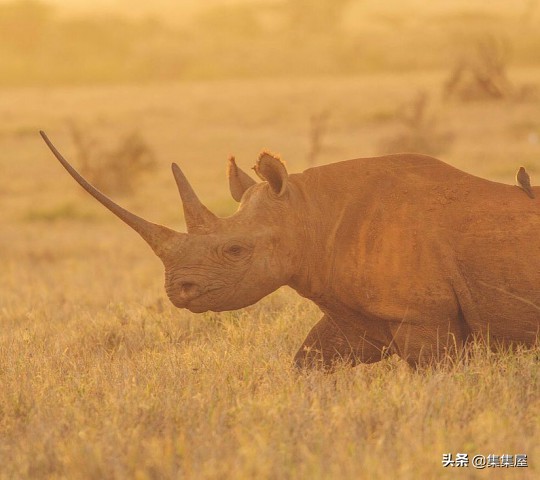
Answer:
[
  {"xmin": 225, "ymin": 244, "xmax": 244, "ymax": 256},
  {"xmin": 222, "ymin": 240, "xmax": 253, "ymax": 260}
]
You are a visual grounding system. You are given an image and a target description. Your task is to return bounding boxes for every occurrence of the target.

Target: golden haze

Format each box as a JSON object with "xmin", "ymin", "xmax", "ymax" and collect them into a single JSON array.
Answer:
[{"xmin": 0, "ymin": 0, "xmax": 539, "ymax": 478}]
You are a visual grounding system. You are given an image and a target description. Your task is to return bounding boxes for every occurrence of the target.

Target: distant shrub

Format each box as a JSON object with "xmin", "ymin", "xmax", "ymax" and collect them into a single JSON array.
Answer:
[
  {"xmin": 443, "ymin": 35, "xmax": 538, "ymax": 102},
  {"xmin": 379, "ymin": 91, "xmax": 454, "ymax": 156},
  {"xmin": 67, "ymin": 122, "xmax": 157, "ymax": 195}
]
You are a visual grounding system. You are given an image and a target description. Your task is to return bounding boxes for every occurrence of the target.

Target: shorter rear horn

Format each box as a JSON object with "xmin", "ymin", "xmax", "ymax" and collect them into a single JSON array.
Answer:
[{"xmin": 171, "ymin": 162, "xmax": 218, "ymax": 234}]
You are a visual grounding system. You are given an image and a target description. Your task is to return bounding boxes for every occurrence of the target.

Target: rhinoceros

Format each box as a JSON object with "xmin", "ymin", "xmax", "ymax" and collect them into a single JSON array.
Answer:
[{"xmin": 40, "ymin": 131, "xmax": 540, "ymax": 369}]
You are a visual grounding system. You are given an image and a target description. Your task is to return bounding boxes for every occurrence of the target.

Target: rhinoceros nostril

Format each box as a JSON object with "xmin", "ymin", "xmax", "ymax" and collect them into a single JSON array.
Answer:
[{"xmin": 179, "ymin": 282, "xmax": 200, "ymax": 298}]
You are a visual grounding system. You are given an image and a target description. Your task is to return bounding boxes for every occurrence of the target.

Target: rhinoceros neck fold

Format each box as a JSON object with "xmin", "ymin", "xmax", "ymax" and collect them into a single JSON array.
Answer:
[{"xmin": 286, "ymin": 174, "xmax": 358, "ymax": 305}]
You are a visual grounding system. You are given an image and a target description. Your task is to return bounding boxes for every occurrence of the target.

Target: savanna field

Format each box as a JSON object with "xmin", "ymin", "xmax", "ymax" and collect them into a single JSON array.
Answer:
[{"xmin": 1, "ymin": 1, "xmax": 540, "ymax": 478}]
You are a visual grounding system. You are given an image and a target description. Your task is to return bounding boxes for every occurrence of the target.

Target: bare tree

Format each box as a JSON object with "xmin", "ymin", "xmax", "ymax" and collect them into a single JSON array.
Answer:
[
  {"xmin": 379, "ymin": 91, "xmax": 453, "ymax": 155},
  {"xmin": 442, "ymin": 35, "xmax": 535, "ymax": 101},
  {"xmin": 307, "ymin": 109, "xmax": 331, "ymax": 167}
]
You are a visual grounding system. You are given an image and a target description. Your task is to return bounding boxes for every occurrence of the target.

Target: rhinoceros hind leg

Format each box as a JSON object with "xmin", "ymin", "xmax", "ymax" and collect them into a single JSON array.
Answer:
[{"xmin": 294, "ymin": 314, "xmax": 388, "ymax": 371}]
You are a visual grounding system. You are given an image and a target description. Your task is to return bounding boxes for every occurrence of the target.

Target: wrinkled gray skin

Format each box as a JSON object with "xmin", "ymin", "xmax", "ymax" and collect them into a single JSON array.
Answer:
[
  {"xmin": 162, "ymin": 192, "xmax": 296, "ymax": 314},
  {"xmin": 41, "ymin": 131, "xmax": 540, "ymax": 370}
]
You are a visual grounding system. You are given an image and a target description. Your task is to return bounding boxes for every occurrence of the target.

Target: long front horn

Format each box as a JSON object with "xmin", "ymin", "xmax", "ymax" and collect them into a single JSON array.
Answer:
[
  {"xmin": 171, "ymin": 163, "xmax": 218, "ymax": 234},
  {"xmin": 40, "ymin": 131, "xmax": 180, "ymax": 257}
]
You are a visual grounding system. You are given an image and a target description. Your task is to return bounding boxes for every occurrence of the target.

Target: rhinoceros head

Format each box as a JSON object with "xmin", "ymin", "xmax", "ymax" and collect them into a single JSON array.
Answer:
[{"xmin": 40, "ymin": 132, "xmax": 300, "ymax": 313}]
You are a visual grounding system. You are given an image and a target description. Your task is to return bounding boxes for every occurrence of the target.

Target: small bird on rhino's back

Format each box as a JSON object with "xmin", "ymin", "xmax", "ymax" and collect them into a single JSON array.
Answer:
[{"xmin": 516, "ymin": 166, "xmax": 535, "ymax": 199}]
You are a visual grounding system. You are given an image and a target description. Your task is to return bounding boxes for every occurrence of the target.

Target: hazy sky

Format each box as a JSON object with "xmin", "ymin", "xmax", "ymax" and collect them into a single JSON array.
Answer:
[
  {"xmin": 0, "ymin": 0, "xmax": 229, "ymax": 24},
  {"xmin": 0, "ymin": 0, "xmax": 243, "ymax": 14}
]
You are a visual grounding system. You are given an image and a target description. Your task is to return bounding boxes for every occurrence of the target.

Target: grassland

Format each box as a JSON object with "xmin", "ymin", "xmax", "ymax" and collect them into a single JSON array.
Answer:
[
  {"xmin": 0, "ymin": 71, "xmax": 539, "ymax": 479},
  {"xmin": 1, "ymin": 0, "xmax": 540, "ymax": 477}
]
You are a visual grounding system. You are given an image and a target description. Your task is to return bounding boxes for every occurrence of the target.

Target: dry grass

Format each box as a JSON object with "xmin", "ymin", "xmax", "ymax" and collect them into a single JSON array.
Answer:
[
  {"xmin": 1, "ymin": 218, "xmax": 538, "ymax": 479},
  {"xmin": 1, "ymin": 291, "xmax": 538, "ymax": 479}
]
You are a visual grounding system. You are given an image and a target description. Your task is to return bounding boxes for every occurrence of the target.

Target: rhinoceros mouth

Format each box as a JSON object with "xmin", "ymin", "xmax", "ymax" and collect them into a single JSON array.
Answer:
[{"xmin": 167, "ymin": 285, "xmax": 224, "ymax": 311}]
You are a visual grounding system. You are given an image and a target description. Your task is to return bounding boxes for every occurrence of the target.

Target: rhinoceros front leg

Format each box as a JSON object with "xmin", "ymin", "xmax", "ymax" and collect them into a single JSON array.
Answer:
[{"xmin": 294, "ymin": 314, "xmax": 388, "ymax": 370}]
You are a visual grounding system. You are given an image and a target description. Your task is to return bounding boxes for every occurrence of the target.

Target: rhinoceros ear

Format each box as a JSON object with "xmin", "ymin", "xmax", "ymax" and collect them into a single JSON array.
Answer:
[
  {"xmin": 253, "ymin": 151, "xmax": 288, "ymax": 196},
  {"xmin": 227, "ymin": 156, "xmax": 256, "ymax": 202}
]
